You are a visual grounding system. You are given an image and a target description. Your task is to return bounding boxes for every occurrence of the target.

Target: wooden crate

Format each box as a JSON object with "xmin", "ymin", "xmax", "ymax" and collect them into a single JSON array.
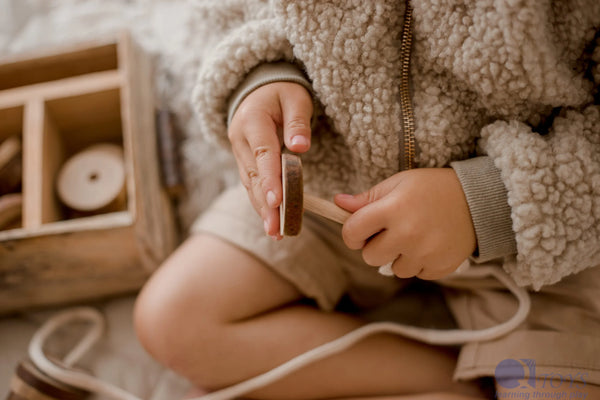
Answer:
[{"xmin": 0, "ymin": 32, "xmax": 177, "ymax": 314}]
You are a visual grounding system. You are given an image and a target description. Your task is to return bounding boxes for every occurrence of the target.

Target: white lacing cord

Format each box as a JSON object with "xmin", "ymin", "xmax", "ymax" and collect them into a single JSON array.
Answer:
[
  {"xmin": 28, "ymin": 307, "xmax": 141, "ymax": 400},
  {"xmin": 29, "ymin": 265, "xmax": 530, "ymax": 400}
]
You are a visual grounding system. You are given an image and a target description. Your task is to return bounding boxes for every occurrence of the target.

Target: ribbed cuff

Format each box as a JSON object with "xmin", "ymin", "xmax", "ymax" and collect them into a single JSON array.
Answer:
[
  {"xmin": 450, "ymin": 156, "xmax": 517, "ymax": 262},
  {"xmin": 227, "ymin": 62, "xmax": 313, "ymax": 125}
]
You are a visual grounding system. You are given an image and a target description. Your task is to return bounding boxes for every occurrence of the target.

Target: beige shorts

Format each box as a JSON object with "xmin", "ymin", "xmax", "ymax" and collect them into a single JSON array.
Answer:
[{"xmin": 192, "ymin": 184, "xmax": 600, "ymax": 387}]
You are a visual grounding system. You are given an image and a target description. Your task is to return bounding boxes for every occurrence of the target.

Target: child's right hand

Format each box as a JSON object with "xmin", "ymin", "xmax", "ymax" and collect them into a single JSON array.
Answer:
[{"xmin": 228, "ymin": 82, "xmax": 313, "ymax": 239}]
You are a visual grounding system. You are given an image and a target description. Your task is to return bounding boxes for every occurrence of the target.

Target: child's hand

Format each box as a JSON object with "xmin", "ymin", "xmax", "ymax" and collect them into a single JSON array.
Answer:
[
  {"xmin": 229, "ymin": 82, "xmax": 313, "ymax": 238},
  {"xmin": 334, "ymin": 168, "xmax": 476, "ymax": 280}
]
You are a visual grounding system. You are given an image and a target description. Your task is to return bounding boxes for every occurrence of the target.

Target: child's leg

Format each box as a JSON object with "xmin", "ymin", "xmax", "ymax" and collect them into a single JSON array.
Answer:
[{"xmin": 134, "ymin": 234, "xmax": 484, "ymax": 399}]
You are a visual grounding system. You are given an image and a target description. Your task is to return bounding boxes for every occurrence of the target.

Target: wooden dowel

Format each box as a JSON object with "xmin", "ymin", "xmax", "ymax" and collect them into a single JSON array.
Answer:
[
  {"xmin": 0, "ymin": 193, "xmax": 22, "ymax": 230},
  {"xmin": 303, "ymin": 193, "xmax": 350, "ymax": 225},
  {"xmin": 0, "ymin": 135, "xmax": 22, "ymax": 196}
]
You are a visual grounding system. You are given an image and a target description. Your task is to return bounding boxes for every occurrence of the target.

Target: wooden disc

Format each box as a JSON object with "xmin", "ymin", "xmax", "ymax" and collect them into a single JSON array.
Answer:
[
  {"xmin": 8, "ymin": 359, "xmax": 89, "ymax": 400},
  {"xmin": 56, "ymin": 144, "xmax": 126, "ymax": 213},
  {"xmin": 280, "ymin": 153, "xmax": 303, "ymax": 236}
]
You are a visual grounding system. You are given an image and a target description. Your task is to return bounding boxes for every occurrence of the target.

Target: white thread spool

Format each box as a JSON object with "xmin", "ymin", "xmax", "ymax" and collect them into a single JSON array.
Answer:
[{"xmin": 56, "ymin": 144, "xmax": 126, "ymax": 214}]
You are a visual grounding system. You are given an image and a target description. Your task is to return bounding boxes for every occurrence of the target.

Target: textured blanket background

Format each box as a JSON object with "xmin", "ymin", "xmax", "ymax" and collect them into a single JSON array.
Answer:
[{"xmin": 0, "ymin": 0, "xmax": 236, "ymax": 394}]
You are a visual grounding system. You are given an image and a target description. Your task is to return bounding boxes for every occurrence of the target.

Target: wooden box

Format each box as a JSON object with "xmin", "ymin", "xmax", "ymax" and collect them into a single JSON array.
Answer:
[{"xmin": 0, "ymin": 32, "xmax": 177, "ymax": 314}]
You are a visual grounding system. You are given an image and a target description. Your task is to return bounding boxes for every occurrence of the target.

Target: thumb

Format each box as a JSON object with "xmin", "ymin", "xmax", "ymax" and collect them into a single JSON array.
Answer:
[
  {"xmin": 333, "ymin": 193, "xmax": 369, "ymax": 213},
  {"xmin": 279, "ymin": 83, "xmax": 313, "ymax": 153},
  {"xmin": 334, "ymin": 176, "xmax": 400, "ymax": 213}
]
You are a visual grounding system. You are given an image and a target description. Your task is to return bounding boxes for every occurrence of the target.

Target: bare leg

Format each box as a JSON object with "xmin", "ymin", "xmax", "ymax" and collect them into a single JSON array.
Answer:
[{"xmin": 135, "ymin": 234, "xmax": 484, "ymax": 399}]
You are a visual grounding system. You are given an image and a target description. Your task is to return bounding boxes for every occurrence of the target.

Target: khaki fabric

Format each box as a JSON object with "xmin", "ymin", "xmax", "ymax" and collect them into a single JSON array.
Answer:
[
  {"xmin": 192, "ymin": 184, "xmax": 600, "ymax": 385},
  {"xmin": 446, "ymin": 265, "xmax": 600, "ymax": 385},
  {"xmin": 191, "ymin": 184, "xmax": 406, "ymax": 311}
]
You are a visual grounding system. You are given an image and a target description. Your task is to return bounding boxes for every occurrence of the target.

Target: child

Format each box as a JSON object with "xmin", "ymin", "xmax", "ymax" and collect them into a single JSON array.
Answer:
[{"xmin": 135, "ymin": 1, "xmax": 600, "ymax": 398}]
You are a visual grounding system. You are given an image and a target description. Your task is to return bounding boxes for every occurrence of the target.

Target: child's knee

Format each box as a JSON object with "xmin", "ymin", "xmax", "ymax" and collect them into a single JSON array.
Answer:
[
  {"xmin": 133, "ymin": 269, "xmax": 181, "ymax": 364},
  {"xmin": 133, "ymin": 241, "xmax": 233, "ymax": 369},
  {"xmin": 133, "ymin": 260, "xmax": 237, "ymax": 388},
  {"xmin": 134, "ymin": 261, "xmax": 205, "ymax": 363},
  {"xmin": 134, "ymin": 280, "xmax": 217, "ymax": 378}
]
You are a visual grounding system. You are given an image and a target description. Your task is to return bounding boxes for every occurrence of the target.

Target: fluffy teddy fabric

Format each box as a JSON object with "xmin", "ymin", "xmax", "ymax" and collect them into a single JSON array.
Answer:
[{"xmin": 193, "ymin": 0, "xmax": 600, "ymax": 290}]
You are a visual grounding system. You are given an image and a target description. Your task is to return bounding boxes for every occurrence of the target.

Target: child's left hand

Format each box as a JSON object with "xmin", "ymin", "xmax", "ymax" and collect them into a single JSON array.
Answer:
[{"xmin": 334, "ymin": 168, "xmax": 476, "ymax": 280}]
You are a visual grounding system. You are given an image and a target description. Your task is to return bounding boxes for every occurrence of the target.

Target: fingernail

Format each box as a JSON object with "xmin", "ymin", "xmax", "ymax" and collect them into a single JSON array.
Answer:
[
  {"xmin": 335, "ymin": 193, "xmax": 354, "ymax": 201},
  {"xmin": 266, "ymin": 190, "xmax": 277, "ymax": 208},
  {"xmin": 291, "ymin": 135, "xmax": 309, "ymax": 147},
  {"xmin": 263, "ymin": 220, "xmax": 270, "ymax": 235}
]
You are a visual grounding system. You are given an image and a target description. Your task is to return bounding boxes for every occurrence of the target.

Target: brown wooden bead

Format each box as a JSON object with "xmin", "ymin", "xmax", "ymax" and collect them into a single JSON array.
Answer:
[{"xmin": 7, "ymin": 359, "xmax": 89, "ymax": 400}]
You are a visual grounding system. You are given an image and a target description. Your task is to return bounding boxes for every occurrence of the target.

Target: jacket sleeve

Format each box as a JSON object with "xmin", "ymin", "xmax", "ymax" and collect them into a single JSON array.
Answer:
[
  {"xmin": 454, "ymin": 104, "xmax": 600, "ymax": 292},
  {"xmin": 450, "ymin": 156, "xmax": 517, "ymax": 263},
  {"xmin": 191, "ymin": 0, "xmax": 299, "ymax": 148},
  {"xmin": 480, "ymin": 102, "xmax": 600, "ymax": 290},
  {"xmin": 408, "ymin": 0, "xmax": 600, "ymax": 290},
  {"xmin": 227, "ymin": 62, "xmax": 313, "ymax": 125},
  {"xmin": 454, "ymin": 35, "xmax": 600, "ymax": 288}
]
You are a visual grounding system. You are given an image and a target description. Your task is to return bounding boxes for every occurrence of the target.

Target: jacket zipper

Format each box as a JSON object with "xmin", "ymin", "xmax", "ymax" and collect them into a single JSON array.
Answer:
[{"xmin": 399, "ymin": 0, "xmax": 416, "ymax": 170}]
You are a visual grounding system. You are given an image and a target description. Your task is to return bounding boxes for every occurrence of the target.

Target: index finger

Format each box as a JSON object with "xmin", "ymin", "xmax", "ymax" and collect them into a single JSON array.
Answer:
[
  {"xmin": 243, "ymin": 110, "xmax": 284, "ymax": 207},
  {"xmin": 341, "ymin": 198, "xmax": 392, "ymax": 250}
]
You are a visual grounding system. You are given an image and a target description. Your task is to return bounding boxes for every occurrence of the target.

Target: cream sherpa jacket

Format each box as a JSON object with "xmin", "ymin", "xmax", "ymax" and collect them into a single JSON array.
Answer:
[{"xmin": 193, "ymin": 0, "xmax": 600, "ymax": 290}]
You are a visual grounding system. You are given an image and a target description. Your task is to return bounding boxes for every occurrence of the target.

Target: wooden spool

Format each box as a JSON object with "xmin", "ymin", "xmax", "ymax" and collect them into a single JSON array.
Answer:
[
  {"xmin": 7, "ymin": 359, "xmax": 89, "ymax": 400},
  {"xmin": 280, "ymin": 153, "xmax": 351, "ymax": 236},
  {"xmin": 56, "ymin": 143, "xmax": 126, "ymax": 214}
]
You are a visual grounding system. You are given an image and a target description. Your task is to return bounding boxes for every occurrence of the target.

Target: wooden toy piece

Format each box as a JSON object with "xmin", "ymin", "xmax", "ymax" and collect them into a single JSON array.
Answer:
[
  {"xmin": 0, "ymin": 193, "xmax": 22, "ymax": 230},
  {"xmin": 0, "ymin": 135, "xmax": 22, "ymax": 195},
  {"xmin": 0, "ymin": 33, "xmax": 178, "ymax": 314},
  {"xmin": 56, "ymin": 143, "xmax": 126, "ymax": 214},
  {"xmin": 280, "ymin": 153, "xmax": 351, "ymax": 236},
  {"xmin": 7, "ymin": 359, "xmax": 89, "ymax": 400},
  {"xmin": 280, "ymin": 153, "xmax": 303, "ymax": 236},
  {"xmin": 156, "ymin": 109, "xmax": 184, "ymax": 198}
]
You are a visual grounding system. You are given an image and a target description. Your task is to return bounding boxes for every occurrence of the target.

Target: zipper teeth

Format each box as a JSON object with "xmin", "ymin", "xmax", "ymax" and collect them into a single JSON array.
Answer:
[{"xmin": 400, "ymin": 1, "xmax": 416, "ymax": 170}]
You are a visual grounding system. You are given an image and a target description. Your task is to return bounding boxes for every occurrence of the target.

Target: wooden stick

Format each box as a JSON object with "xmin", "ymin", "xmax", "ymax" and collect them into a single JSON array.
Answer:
[
  {"xmin": 0, "ymin": 135, "xmax": 22, "ymax": 196},
  {"xmin": 303, "ymin": 193, "xmax": 350, "ymax": 225},
  {"xmin": 0, "ymin": 193, "xmax": 22, "ymax": 230},
  {"xmin": 280, "ymin": 154, "xmax": 351, "ymax": 236},
  {"xmin": 0, "ymin": 135, "xmax": 21, "ymax": 170}
]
